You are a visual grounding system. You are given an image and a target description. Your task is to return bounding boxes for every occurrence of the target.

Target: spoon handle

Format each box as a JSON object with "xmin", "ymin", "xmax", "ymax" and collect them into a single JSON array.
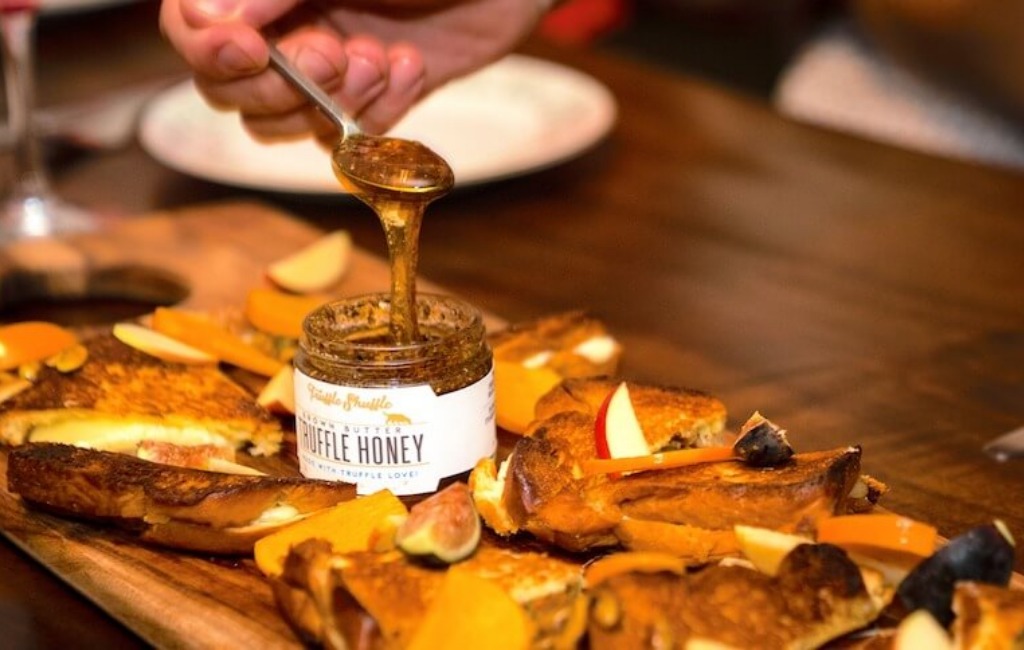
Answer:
[{"xmin": 266, "ymin": 43, "xmax": 360, "ymax": 140}]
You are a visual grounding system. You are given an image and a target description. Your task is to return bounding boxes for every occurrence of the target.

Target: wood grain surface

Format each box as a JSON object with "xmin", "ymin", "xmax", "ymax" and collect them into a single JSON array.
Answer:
[{"xmin": 0, "ymin": 201, "xmax": 386, "ymax": 315}]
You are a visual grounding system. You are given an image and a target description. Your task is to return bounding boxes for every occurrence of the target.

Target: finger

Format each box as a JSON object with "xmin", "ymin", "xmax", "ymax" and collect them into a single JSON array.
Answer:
[
  {"xmin": 241, "ymin": 105, "xmax": 337, "ymax": 141},
  {"xmin": 354, "ymin": 43, "xmax": 426, "ymax": 134},
  {"xmin": 178, "ymin": 0, "xmax": 303, "ymax": 29},
  {"xmin": 160, "ymin": 0, "xmax": 268, "ymax": 79},
  {"xmin": 195, "ymin": 28, "xmax": 348, "ymax": 117},
  {"xmin": 333, "ymin": 37, "xmax": 391, "ymax": 123},
  {"xmin": 162, "ymin": 0, "xmax": 314, "ymax": 80}
]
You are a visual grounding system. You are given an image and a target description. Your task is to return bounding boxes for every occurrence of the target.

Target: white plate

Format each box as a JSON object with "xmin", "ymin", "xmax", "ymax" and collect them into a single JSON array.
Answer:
[{"xmin": 137, "ymin": 54, "xmax": 617, "ymax": 194}]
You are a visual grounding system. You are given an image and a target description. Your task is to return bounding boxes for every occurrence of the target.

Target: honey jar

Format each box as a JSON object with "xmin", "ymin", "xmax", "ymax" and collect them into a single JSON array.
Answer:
[{"xmin": 293, "ymin": 293, "xmax": 495, "ymax": 498}]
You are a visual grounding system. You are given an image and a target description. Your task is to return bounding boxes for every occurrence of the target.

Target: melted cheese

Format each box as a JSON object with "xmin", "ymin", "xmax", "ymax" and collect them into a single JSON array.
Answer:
[
  {"xmin": 522, "ymin": 351, "xmax": 554, "ymax": 369},
  {"xmin": 572, "ymin": 335, "xmax": 618, "ymax": 364},
  {"xmin": 251, "ymin": 504, "xmax": 302, "ymax": 527},
  {"xmin": 29, "ymin": 419, "xmax": 231, "ymax": 453}
]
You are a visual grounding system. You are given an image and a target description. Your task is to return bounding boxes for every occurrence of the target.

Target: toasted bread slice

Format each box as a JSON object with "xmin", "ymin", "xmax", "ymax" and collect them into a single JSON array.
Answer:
[
  {"xmin": 489, "ymin": 311, "xmax": 623, "ymax": 378},
  {"xmin": 272, "ymin": 537, "xmax": 586, "ymax": 649},
  {"xmin": 6, "ymin": 443, "xmax": 355, "ymax": 553},
  {"xmin": 532, "ymin": 378, "xmax": 728, "ymax": 451},
  {"xmin": 0, "ymin": 332, "xmax": 282, "ymax": 456},
  {"xmin": 590, "ymin": 446, "xmax": 862, "ymax": 531},
  {"xmin": 953, "ymin": 582, "xmax": 1024, "ymax": 649},
  {"xmin": 479, "ymin": 435, "xmax": 860, "ymax": 553},
  {"xmin": 471, "ymin": 379, "xmax": 860, "ymax": 555},
  {"xmin": 587, "ymin": 544, "xmax": 880, "ymax": 650}
]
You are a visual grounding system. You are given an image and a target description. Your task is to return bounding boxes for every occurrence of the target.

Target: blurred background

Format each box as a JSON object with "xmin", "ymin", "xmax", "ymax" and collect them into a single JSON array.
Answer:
[
  {"xmin": 542, "ymin": 0, "xmax": 1024, "ymax": 170},
  {"xmin": 13, "ymin": 0, "xmax": 1024, "ymax": 175},
  {"xmin": 541, "ymin": 0, "xmax": 841, "ymax": 98}
]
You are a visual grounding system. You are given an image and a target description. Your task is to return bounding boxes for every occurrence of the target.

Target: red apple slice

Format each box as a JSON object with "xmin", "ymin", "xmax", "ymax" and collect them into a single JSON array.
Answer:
[
  {"xmin": 257, "ymin": 364, "xmax": 295, "ymax": 415},
  {"xmin": 594, "ymin": 382, "xmax": 650, "ymax": 460},
  {"xmin": 266, "ymin": 230, "xmax": 352, "ymax": 294},
  {"xmin": 112, "ymin": 323, "xmax": 218, "ymax": 365}
]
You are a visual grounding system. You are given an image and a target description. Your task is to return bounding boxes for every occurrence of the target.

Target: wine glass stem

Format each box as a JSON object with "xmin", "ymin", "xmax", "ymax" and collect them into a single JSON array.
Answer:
[{"xmin": 2, "ymin": 8, "xmax": 51, "ymax": 200}]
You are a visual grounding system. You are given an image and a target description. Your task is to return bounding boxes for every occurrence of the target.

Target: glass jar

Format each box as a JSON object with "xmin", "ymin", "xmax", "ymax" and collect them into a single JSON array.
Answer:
[{"xmin": 293, "ymin": 292, "xmax": 495, "ymax": 498}]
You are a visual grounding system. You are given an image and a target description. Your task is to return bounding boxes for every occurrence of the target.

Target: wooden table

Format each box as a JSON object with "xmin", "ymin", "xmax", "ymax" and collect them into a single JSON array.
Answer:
[{"xmin": 3, "ymin": 2, "xmax": 1023, "ymax": 647}]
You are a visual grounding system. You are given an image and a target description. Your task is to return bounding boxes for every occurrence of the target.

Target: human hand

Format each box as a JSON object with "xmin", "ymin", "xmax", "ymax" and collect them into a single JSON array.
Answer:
[{"xmin": 159, "ymin": 0, "xmax": 547, "ymax": 140}]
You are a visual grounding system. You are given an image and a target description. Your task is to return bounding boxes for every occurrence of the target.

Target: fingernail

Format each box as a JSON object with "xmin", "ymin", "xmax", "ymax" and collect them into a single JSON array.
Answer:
[
  {"xmin": 296, "ymin": 48, "xmax": 343, "ymax": 86},
  {"xmin": 390, "ymin": 56, "xmax": 424, "ymax": 97},
  {"xmin": 192, "ymin": 0, "xmax": 240, "ymax": 19},
  {"xmin": 345, "ymin": 56, "xmax": 385, "ymax": 99},
  {"xmin": 216, "ymin": 41, "xmax": 260, "ymax": 74}
]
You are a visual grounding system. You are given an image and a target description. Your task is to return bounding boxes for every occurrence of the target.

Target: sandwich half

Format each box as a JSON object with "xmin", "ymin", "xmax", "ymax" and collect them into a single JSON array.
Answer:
[
  {"xmin": 472, "ymin": 378, "xmax": 863, "ymax": 558},
  {"xmin": 0, "ymin": 332, "xmax": 283, "ymax": 456},
  {"xmin": 6, "ymin": 443, "xmax": 355, "ymax": 553}
]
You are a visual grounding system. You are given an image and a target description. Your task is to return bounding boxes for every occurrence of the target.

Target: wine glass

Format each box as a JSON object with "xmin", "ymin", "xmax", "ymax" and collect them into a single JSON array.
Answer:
[{"xmin": 1, "ymin": 2, "xmax": 94, "ymax": 241}]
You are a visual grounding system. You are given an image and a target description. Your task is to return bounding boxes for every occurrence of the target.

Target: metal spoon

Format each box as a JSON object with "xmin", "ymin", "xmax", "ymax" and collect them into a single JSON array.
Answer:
[
  {"xmin": 265, "ymin": 43, "xmax": 453, "ymax": 195},
  {"xmin": 984, "ymin": 425, "xmax": 1024, "ymax": 461},
  {"xmin": 266, "ymin": 42, "xmax": 454, "ymax": 346},
  {"xmin": 266, "ymin": 43, "xmax": 361, "ymax": 141}
]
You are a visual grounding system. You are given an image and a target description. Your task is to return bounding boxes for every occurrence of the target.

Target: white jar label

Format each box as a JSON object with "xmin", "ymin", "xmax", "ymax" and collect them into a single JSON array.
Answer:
[{"xmin": 293, "ymin": 367, "xmax": 496, "ymax": 496}]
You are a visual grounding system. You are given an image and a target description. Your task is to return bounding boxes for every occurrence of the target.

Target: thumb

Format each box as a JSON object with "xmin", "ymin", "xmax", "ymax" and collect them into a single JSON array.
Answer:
[{"xmin": 179, "ymin": 0, "xmax": 305, "ymax": 28}]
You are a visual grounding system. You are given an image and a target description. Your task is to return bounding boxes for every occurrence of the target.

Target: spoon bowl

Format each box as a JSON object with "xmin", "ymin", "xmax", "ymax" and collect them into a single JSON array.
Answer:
[{"xmin": 266, "ymin": 44, "xmax": 454, "ymax": 195}]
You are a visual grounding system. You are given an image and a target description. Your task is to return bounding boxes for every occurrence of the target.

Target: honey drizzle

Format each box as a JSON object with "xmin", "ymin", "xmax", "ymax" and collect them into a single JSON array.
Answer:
[{"xmin": 332, "ymin": 135, "xmax": 454, "ymax": 345}]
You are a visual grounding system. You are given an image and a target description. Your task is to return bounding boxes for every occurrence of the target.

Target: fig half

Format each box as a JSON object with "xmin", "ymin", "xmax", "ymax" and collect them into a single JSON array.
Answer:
[
  {"xmin": 396, "ymin": 482, "xmax": 481, "ymax": 566},
  {"xmin": 896, "ymin": 520, "xmax": 1016, "ymax": 626},
  {"xmin": 733, "ymin": 412, "xmax": 794, "ymax": 467}
]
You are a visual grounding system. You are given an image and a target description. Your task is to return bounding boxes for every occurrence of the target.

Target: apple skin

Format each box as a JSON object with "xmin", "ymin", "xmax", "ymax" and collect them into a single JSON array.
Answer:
[
  {"xmin": 593, "ymin": 382, "xmax": 650, "ymax": 461},
  {"xmin": 594, "ymin": 388, "xmax": 614, "ymax": 459}
]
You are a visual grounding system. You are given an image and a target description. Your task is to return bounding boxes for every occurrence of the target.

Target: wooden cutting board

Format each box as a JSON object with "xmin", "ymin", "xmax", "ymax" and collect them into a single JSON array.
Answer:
[
  {"xmin": 0, "ymin": 200, "xmax": 510, "ymax": 649},
  {"xmin": 0, "ymin": 200, "xmax": 394, "ymax": 316},
  {"xmin": 0, "ymin": 201, "xmax": 385, "ymax": 648}
]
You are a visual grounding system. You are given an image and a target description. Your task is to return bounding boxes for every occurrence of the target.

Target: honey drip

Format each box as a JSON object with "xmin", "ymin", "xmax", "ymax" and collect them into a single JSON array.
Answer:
[{"xmin": 332, "ymin": 135, "xmax": 454, "ymax": 345}]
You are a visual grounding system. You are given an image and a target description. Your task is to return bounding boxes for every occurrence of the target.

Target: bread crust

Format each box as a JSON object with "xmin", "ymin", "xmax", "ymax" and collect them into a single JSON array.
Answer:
[
  {"xmin": 489, "ymin": 311, "xmax": 623, "ymax": 379},
  {"xmin": 473, "ymin": 378, "xmax": 861, "ymax": 557},
  {"xmin": 6, "ymin": 443, "xmax": 355, "ymax": 553},
  {"xmin": 532, "ymin": 377, "xmax": 728, "ymax": 451},
  {"xmin": 953, "ymin": 581, "xmax": 1024, "ymax": 649},
  {"xmin": 272, "ymin": 537, "xmax": 586, "ymax": 649},
  {"xmin": 587, "ymin": 544, "xmax": 880, "ymax": 649}
]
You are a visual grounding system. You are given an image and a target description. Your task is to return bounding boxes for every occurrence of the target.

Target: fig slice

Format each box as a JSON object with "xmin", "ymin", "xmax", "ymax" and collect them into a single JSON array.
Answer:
[
  {"xmin": 733, "ymin": 412, "xmax": 794, "ymax": 467},
  {"xmin": 896, "ymin": 520, "xmax": 1015, "ymax": 626},
  {"xmin": 396, "ymin": 482, "xmax": 481, "ymax": 566}
]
